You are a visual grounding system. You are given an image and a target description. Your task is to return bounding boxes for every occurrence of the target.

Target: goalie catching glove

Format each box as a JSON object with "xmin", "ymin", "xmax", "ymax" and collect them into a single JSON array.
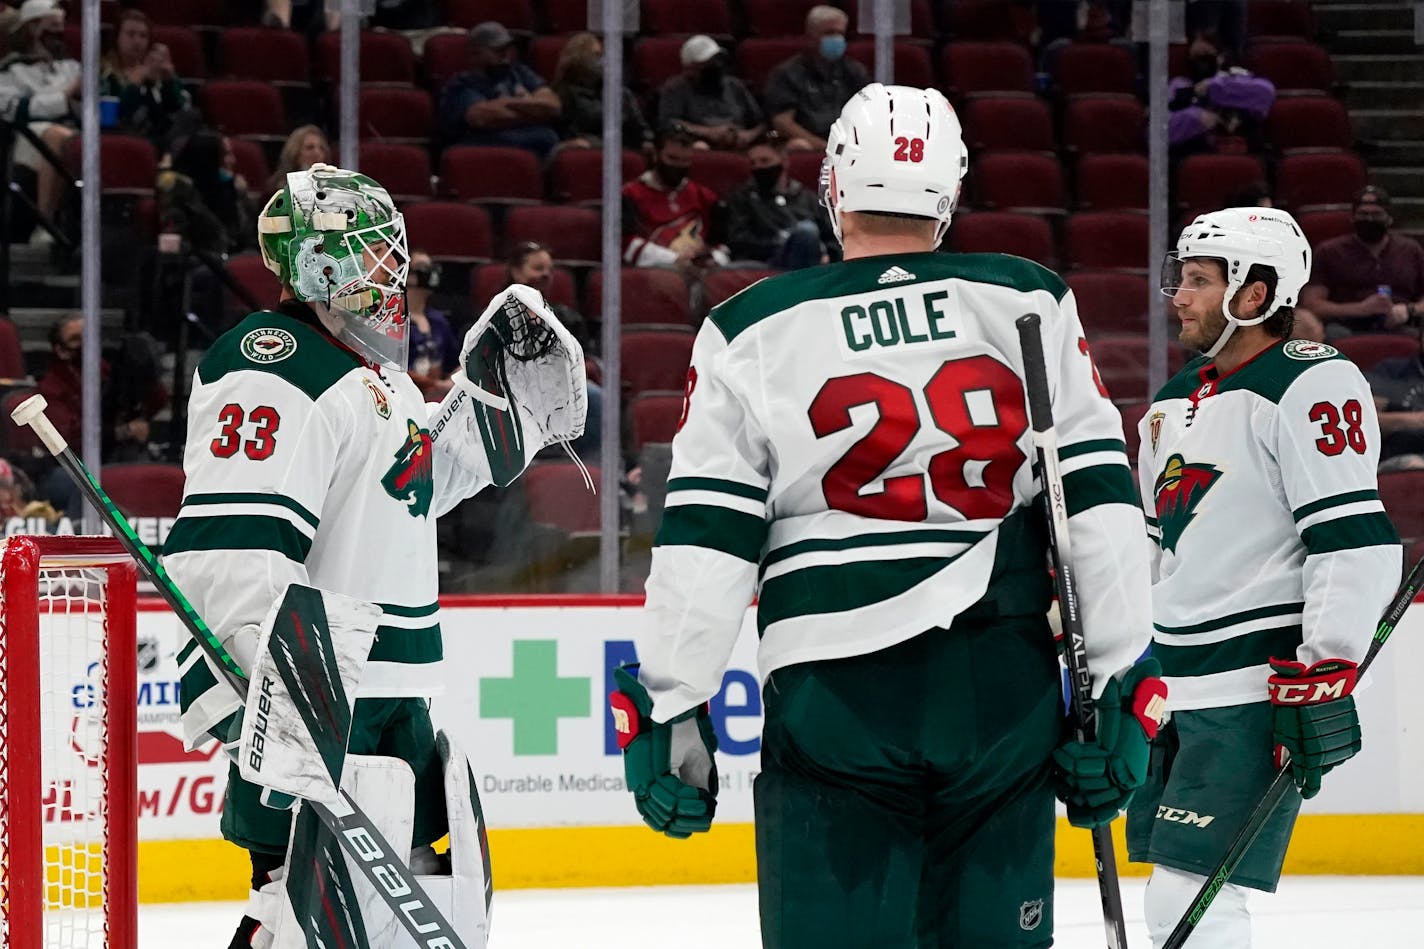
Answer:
[
  {"xmin": 1267, "ymin": 657, "xmax": 1361, "ymax": 799},
  {"xmin": 1053, "ymin": 658, "xmax": 1168, "ymax": 828},
  {"xmin": 609, "ymin": 665, "xmax": 718, "ymax": 838}
]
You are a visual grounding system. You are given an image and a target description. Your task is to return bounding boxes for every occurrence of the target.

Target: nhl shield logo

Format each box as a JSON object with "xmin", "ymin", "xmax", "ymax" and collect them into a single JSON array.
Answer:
[{"xmin": 1019, "ymin": 899, "xmax": 1044, "ymax": 931}]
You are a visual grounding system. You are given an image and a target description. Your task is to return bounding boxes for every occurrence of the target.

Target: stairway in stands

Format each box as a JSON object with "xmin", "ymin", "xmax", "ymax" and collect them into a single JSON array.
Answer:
[{"xmin": 1314, "ymin": 1, "xmax": 1424, "ymax": 233}]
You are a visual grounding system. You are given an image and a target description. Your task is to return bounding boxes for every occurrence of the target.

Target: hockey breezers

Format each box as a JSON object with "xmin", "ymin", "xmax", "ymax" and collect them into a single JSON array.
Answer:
[
  {"xmin": 10, "ymin": 394, "xmax": 470, "ymax": 949},
  {"xmin": 1017, "ymin": 313, "xmax": 1130, "ymax": 949},
  {"xmin": 1161, "ymin": 552, "xmax": 1424, "ymax": 949}
]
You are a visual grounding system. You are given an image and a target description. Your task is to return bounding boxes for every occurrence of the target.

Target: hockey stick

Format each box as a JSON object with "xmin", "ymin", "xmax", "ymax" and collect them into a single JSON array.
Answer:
[
  {"xmin": 1161, "ymin": 552, "xmax": 1424, "ymax": 949},
  {"xmin": 10, "ymin": 394, "xmax": 470, "ymax": 949},
  {"xmin": 1016, "ymin": 313, "xmax": 1130, "ymax": 949}
]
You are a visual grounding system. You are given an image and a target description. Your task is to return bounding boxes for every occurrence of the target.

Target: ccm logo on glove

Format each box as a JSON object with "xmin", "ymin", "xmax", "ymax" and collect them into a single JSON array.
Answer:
[{"xmin": 1266, "ymin": 658, "xmax": 1358, "ymax": 704}]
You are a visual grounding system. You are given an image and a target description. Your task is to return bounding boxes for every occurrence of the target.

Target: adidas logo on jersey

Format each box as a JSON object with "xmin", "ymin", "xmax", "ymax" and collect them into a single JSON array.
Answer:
[{"xmin": 877, "ymin": 266, "xmax": 915, "ymax": 284}]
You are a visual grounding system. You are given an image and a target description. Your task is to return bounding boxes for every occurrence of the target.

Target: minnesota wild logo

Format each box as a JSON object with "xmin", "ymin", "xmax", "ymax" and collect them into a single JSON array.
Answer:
[
  {"xmin": 381, "ymin": 419, "xmax": 434, "ymax": 518},
  {"xmin": 1153, "ymin": 454, "xmax": 1222, "ymax": 553}
]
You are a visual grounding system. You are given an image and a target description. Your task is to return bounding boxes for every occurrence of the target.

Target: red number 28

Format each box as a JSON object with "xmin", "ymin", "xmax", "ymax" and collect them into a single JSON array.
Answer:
[
  {"xmin": 210, "ymin": 403, "xmax": 282, "ymax": 460},
  {"xmin": 892, "ymin": 136, "xmax": 926, "ymax": 163}
]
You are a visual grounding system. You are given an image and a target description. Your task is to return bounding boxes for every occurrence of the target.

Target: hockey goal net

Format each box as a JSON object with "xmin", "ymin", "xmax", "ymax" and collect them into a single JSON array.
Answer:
[{"xmin": 0, "ymin": 536, "xmax": 136, "ymax": 949}]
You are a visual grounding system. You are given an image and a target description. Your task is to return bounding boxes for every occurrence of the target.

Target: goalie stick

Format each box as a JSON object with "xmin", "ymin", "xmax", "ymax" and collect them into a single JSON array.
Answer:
[
  {"xmin": 1017, "ymin": 313, "xmax": 1130, "ymax": 949},
  {"xmin": 1161, "ymin": 552, "xmax": 1424, "ymax": 949},
  {"xmin": 10, "ymin": 394, "xmax": 471, "ymax": 949}
]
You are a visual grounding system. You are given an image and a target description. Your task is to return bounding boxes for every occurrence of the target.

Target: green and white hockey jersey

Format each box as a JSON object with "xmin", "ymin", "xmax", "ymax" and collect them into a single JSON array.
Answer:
[
  {"xmin": 1137, "ymin": 339, "xmax": 1401, "ymax": 711},
  {"xmin": 165, "ymin": 304, "xmax": 491, "ymax": 747},
  {"xmin": 637, "ymin": 252, "xmax": 1153, "ymax": 722}
]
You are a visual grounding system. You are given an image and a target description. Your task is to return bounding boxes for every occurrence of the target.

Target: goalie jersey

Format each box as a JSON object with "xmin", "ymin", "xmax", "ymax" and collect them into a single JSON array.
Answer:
[
  {"xmin": 165, "ymin": 303, "xmax": 490, "ymax": 746},
  {"xmin": 1137, "ymin": 339, "xmax": 1401, "ymax": 711},
  {"xmin": 636, "ymin": 252, "xmax": 1153, "ymax": 722}
]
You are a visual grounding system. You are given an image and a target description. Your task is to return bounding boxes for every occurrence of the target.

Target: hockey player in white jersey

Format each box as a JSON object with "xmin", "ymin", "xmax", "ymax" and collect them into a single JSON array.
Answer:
[
  {"xmin": 163, "ymin": 164, "xmax": 585, "ymax": 948},
  {"xmin": 605, "ymin": 84, "xmax": 1163, "ymax": 947},
  {"xmin": 1126, "ymin": 207, "xmax": 1401, "ymax": 946}
]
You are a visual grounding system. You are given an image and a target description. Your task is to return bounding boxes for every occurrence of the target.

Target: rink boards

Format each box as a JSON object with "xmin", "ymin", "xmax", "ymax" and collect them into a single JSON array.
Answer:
[{"xmin": 93, "ymin": 596, "xmax": 1424, "ymax": 901}]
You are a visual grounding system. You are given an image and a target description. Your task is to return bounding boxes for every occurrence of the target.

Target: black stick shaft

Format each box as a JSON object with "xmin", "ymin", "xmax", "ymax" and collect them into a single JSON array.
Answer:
[{"xmin": 1016, "ymin": 313, "xmax": 1129, "ymax": 949}]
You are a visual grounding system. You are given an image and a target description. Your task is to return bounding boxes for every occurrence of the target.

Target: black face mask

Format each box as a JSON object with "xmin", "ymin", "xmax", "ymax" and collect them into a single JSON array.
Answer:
[
  {"xmin": 752, "ymin": 165, "xmax": 782, "ymax": 193},
  {"xmin": 40, "ymin": 32, "xmax": 67, "ymax": 59},
  {"xmin": 697, "ymin": 64, "xmax": 724, "ymax": 90},
  {"xmin": 1187, "ymin": 54, "xmax": 1219, "ymax": 83},
  {"xmin": 487, "ymin": 61, "xmax": 512, "ymax": 81},
  {"xmin": 1354, "ymin": 219, "xmax": 1389, "ymax": 244},
  {"xmin": 656, "ymin": 163, "xmax": 687, "ymax": 188}
]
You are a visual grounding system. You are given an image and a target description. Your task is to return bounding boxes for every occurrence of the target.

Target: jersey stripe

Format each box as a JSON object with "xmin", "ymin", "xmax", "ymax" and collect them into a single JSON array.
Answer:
[
  {"xmin": 164, "ymin": 514, "xmax": 313, "ymax": 562},
  {"xmin": 375, "ymin": 601, "xmax": 440, "ymax": 619},
  {"xmin": 369, "ymin": 623, "xmax": 441, "ymax": 664},
  {"xmin": 181, "ymin": 491, "xmax": 321, "ymax": 530},
  {"xmin": 1152, "ymin": 624, "xmax": 1302, "ymax": 678},
  {"xmin": 758, "ymin": 555, "xmax": 957, "ymax": 632},
  {"xmin": 762, "ymin": 528, "xmax": 986, "ymax": 570},
  {"xmin": 666, "ymin": 477, "xmax": 769, "ymax": 502},
  {"xmin": 1291, "ymin": 489, "xmax": 1380, "ymax": 523},
  {"xmin": 1063, "ymin": 463, "xmax": 1137, "ymax": 517},
  {"xmin": 1153, "ymin": 601, "xmax": 1304, "ymax": 636},
  {"xmin": 1060, "ymin": 438, "xmax": 1127, "ymax": 460},
  {"xmin": 1301, "ymin": 512, "xmax": 1399, "ymax": 555},
  {"xmin": 655, "ymin": 504, "xmax": 767, "ymax": 563}
]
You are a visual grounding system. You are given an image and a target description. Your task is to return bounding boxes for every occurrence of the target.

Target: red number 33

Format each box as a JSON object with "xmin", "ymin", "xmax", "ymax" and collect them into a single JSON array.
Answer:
[
  {"xmin": 893, "ymin": 137, "xmax": 925, "ymax": 163},
  {"xmin": 210, "ymin": 403, "xmax": 282, "ymax": 460}
]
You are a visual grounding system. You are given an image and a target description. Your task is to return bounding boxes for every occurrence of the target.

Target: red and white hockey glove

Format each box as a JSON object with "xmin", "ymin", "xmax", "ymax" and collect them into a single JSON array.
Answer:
[{"xmin": 1267, "ymin": 657, "xmax": 1361, "ymax": 800}]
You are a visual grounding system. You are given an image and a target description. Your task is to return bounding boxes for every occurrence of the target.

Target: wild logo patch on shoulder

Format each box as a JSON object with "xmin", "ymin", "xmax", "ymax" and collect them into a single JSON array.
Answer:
[
  {"xmin": 1284, "ymin": 340, "xmax": 1337, "ymax": 361},
  {"xmin": 240, "ymin": 328, "xmax": 298, "ymax": 364},
  {"xmin": 363, "ymin": 377, "xmax": 391, "ymax": 419}
]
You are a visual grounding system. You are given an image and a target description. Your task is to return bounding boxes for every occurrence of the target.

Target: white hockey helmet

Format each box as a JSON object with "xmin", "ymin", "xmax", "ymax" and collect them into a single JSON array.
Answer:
[
  {"xmin": 1161, "ymin": 206, "xmax": 1311, "ymax": 358},
  {"xmin": 819, "ymin": 83, "xmax": 968, "ymax": 248}
]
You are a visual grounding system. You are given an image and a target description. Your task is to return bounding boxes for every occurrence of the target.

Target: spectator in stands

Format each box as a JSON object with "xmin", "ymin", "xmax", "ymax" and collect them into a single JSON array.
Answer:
[
  {"xmin": 656, "ymin": 35, "xmax": 764, "ymax": 152},
  {"xmin": 405, "ymin": 250, "xmax": 459, "ymax": 400},
  {"xmin": 267, "ymin": 124, "xmax": 331, "ymax": 193},
  {"xmin": 1301, "ymin": 187, "xmax": 1424, "ymax": 339},
  {"xmin": 1168, "ymin": 30, "xmax": 1274, "ymax": 158},
  {"xmin": 763, "ymin": 5, "xmax": 869, "ymax": 153},
  {"xmin": 551, "ymin": 31, "xmax": 650, "ymax": 152},
  {"xmin": 99, "ymin": 9, "xmax": 195, "ymax": 154},
  {"xmin": 1367, "ymin": 317, "xmax": 1424, "ymax": 470},
  {"xmin": 437, "ymin": 21, "xmax": 560, "ymax": 159},
  {"xmin": 262, "ymin": 0, "xmax": 338, "ymax": 34},
  {"xmin": 720, "ymin": 132, "xmax": 833, "ymax": 269},
  {"xmin": 622, "ymin": 124, "xmax": 728, "ymax": 274},
  {"xmin": 157, "ymin": 129, "xmax": 256, "ymax": 256},
  {"xmin": 0, "ymin": 0, "xmax": 79, "ymax": 223},
  {"xmin": 1186, "ymin": 0, "xmax": 1247, "ymax": 61}
]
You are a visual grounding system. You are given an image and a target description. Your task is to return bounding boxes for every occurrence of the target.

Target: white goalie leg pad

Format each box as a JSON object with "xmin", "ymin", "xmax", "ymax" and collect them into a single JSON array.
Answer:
[
  {"xmin": 1145, "ymin": 865, "xmax": 1252, "ymax": 948},
  {"xmin": 413, "ymin": 730, "xmax": 493, "ymax": 949}
]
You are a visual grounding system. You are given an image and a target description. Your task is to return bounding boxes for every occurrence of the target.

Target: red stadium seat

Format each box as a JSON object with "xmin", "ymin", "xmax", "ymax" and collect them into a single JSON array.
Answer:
[
  {"xmin": 315, "ymin": 31, "xmax": 416, "ymax": 84},
  {"xmin": 785, "ymin": 151, "xmax": 824, "ymax": 191},
  {"xmin": 134, "ymin": 0, "xmax": 222, "ymax": 26},
  {"xmin": 150, "ymin": 25, "xmax": 205, "ymax": 79},
  {"xmin": 357, "ymin": 86, "xmax": 434, "ymax": 142},
  {"xmin": 688, "ymin": 151, "xmax": 751, "ymax": 199},
  {"xmin": 527, "ymin": 35, "xmax": 570, "ymax": 83},
  {"xmin": 1119, "ymin": 400, "xmax": 1152, "ymax": 461},
  {"xmin": 503, "ymin": 206, "xmax": 602, "ymax": 265},
  {"xmin": 946, "ymin": 0, "xmax": 1036, "ymax": 42},
  {"xmin": 961, "ymin": 97, "xmax": 1055, "ymax": 153},
  {"xmin": 585, "ymin": 268, "xmax": 691, "ymax": 325},
  {"xmin": 846, "ymin": 41, "xmax": 935, "ymax": 89},
  {"xmin": 402, "ymin": 202, "xmax": 494, "ymax": 262},
  {"xmin": 1053, "ymin": 44, "xmax": 1137, "ymax": 96},
  {"xmin": 1064, "ymin": 212, "xmax": 1152, "ymax": 271},
  {"xmin": 440, "ymin": 146, "xmax": 543, "ymax": 204},
  {"xmin": 1067, "ymin": 270, "xmax": 1150, "ymax": 335},
  {"xmin": 1174, "ymin": 154, "xmax": 1266, "ymax": 214},
  {"xmin": 61, "ymin": 23, "xmax": 113, "ymax": 60},
  {"xmin": 1333, "ymin": 334, "xmax": 1420, "ymax": 373},
  {"xmin": 62, "ymin": 134, "xmax": 156, "ymax": 194},
  {"xmin": 1266, "ymin": 96, "xmax": 1353, "ymax": 152},
  {"xmin": 1248, "ymin": 1, "xmax": 1316, "ymax": 39},
  {"xmin": 102, "ymin": 464, "xmax": 185, "ymax": 519},
  {"xmin": 525, "ymin": 463, "xmax": 602, "ymax": 535},
  {"xmin": 1297, "ymin": 209, "xmax": 1354, "ymax": 249},
  {"xmin": 224, "ymin": 253, "xmax": 282, "ymax": 315},
  {"xmin": 221, "ymin": 27, "xmax": 309, "ymax": 82},
  {"xmin": 200, "ymin": 80, "xmax": 287, "ymax": 137},
  {"xmin": 1378, "ymin": 470, "xmax": 1424, "ymax": 544},
  {"xmin": 973, "ymin": 152, "xmax": 1066, "ymax": 213},
  {"xmin": 1089, "ymin": 335, "xmax": 1152, "ymax": 401},
  {"xmin": 0, "ymin": 389, "xmax": 41, "ymax": 457},
  {"xmin": 1276, "ymin": 152, "xmax": 1368, "ymax": 210},
  {"xmin": 643, "ymin": 0, "xmax": 733, "ymax": 38},
  {"xmin": 940, "ymin": 42, "xmax": 1034, "ymax": 98},
  {"xmin": 470, "ymin": 263, "xmax": 577, "ymax": 310},
  {"xmin": 542, "ymin": 0, "xmax": 594, "ymax": 34},
  {"xmin": 358, "ymin": 143, "xmax": 432, "ymax": 201},
  {"xmin": 228, "ymin": 138, "xmax": 270, "ymax": 198},
  {"xmin": 703, "ymin": 268, "xmax": 782, "ymax": 309},
  {"xmin": 423, "ymin": 33, "xmax": 472, "ymax": 89},
  {"xmin": 548, "ymin": 148, "xmax": 646, "ymax": 205},
  {"xmin": 621, "ymin": 330, "xmax": 696, "ymax": 397},
  {"xmin": 1076, "ymin": 154, "xmax": 1149, "ymax": 210},
  {"xmin": 444, "ymin": 0, "xmax": 535, "ymax": 32},
  {"xmin": 1245, "ymin": 41, "xmax": 1334, "ymax": 93},
  {"xmin": 742, "ymin": 0, "xmax": 820, "ymax": 36},
  {"xmin": 631, "ymin": 392, "xmax": 686, "ymax": 450},
  {"xmin": 632, "ymin": 37, "xmax": 688, "ymax": 94},
  {"xmin": 0, "ymin": 317, "xmax": 24, "ymax": 379},
  {"xmin": 736, "ymin": 39, "xmax": 807, "ymax": 92},
  {"xmin": 948, "ymin": 212, "xmax": 1055, "ymax": 266},
  {"xmin": 1063, "ymin": 95, "xmax": 1147, "ymax": 154}
]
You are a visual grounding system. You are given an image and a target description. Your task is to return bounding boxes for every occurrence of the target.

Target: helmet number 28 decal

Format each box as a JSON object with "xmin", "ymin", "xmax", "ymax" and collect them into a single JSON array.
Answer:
[
  {"xmin": 892, "ymin": 137, "xmax": 926, "ymax": 163},
  {"xmin": 809, "ymin": 355, "xmax": 1028, "ymax": 520},
  {"xmin": 210, "ymin": 403, "xmax": 282, "ymax": 461}
]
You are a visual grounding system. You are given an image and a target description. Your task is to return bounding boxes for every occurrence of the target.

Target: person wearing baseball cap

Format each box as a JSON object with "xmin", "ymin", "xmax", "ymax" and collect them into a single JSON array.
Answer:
[
  {"xmin": 1302, "ymin": 184, "xmax": 1424, "ymax": 337},
  {"xmin": 436, "ymin": 20, "xmax": 561, "ymax": 158},
  {"xmin": 0, "ymin": 0, "xmax": 81, "ymax": 225},
  {"xmin": 655, "ymin": 34, "xmax": 765, "ymax": 151}
]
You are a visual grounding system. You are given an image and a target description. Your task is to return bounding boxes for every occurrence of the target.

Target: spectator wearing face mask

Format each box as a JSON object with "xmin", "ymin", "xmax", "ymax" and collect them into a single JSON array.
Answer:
[
  {"xmin": 1301, "ymin": 186, "xmax": 1424, "ymax": 339},
  {"xmin": 762, "ymin": 5, "xmax": 869, "ymax": 153},
  {"xmin": 551, "ymin": 31, "xmax": 651, "ymax": 150},
  {"xmin": 405, "ymin": 250, "xmax": 459, "ymax": 400},
  {"xmin": 437, "ymin": 21, "xmax": 561, "ymax": 158},
  {"xmin": 1167, "ymin": 30, "xmax": 1274, "ymax": 158},
  {"xmin": 621, "ymin": 125, "xmax": 729, "ymax": 274},
  {"xmin": 0, "ymin": 0, "xmax": 81, "ymax": 224},
  {"xmin": 655, "ymin": 35, "xmax": 764, "ymax": 152},
  {"xmin": 720, "ymin": 132, "xmax": 834, "ymax": 269}
]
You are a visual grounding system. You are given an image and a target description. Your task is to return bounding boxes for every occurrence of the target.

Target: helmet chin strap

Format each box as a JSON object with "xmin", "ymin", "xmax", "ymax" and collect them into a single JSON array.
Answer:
[{"xmin": 1201, "ymin": 281, "xmax": 1271, "ymax": 359}]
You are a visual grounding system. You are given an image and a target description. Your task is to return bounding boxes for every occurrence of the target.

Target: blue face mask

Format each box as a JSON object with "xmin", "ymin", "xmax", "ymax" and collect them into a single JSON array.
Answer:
[
  {"xmin": 217, "ymin": 168, "xmax": 234, "ymax": 183},
  {"xmin": 819, "ymin": 34, "xmax": 846, "ymax": 60}
]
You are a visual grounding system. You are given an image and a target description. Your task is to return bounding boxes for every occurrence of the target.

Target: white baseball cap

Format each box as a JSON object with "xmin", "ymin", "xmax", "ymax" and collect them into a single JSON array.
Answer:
[
  {"xmin": 681, "ymin": 35, "xmax": 722, "ymax": 66},
  {"xmin": 11, "ymin": 0, "xmax": 64, "ymax": 34}
]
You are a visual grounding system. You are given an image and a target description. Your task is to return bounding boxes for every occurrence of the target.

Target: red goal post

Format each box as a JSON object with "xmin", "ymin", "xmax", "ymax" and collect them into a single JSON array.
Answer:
[{"xmin": 0, "ymin": 536, "xmax": 137, "ymax": 949}]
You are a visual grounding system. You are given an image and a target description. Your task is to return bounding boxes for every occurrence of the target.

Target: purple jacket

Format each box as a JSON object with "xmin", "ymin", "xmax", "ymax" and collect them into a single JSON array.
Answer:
[{"xmin": 1168, "ymin": 69, "xmax": 1277, "ymax": 147}]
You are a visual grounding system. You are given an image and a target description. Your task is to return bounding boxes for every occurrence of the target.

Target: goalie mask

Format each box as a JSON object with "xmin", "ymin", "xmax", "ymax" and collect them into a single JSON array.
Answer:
[
  {"xmin": 819, "ymin": 83, "xmax": 968, "ymax": 248},
  {"xmin": 258, "ymin": 164, "xmax": 411, "ymax": 369},
  {"xmin": 1161, "ymin": 207, "xmax": 1311, "ymax": 358}
]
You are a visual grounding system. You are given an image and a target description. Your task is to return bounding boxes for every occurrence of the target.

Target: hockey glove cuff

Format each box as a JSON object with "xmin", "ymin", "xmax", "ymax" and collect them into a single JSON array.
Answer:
[
  {"xmin": 1268, "ymin": 657, "xmax": 1361, "ymax": 800},
  {"xmin": 1053, "ymin": 658, "xmax": 1168, "ymax": 828},
  {"xmin": 609, "ymin": 665, "xmax": 718, "ymax": 839}
]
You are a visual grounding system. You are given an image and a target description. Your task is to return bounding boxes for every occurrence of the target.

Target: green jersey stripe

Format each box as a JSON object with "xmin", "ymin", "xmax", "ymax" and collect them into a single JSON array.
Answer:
[
  {"xmin": 182, "ymin": 491, "xmax": 321, "ymax": 530},
  {"xmin": 1153, "ymin": 625, "xmax": 1302, "ymax": 678},
  {"xmin": 1301, "ymin": 511, "xmax": 1399, "ymax": 555},
  {"xmin": 1154, "ymin": 601, "xmax": 1304, "ymax": 636},
  {"xmin": 666, "ymin": 477, "xmax": 768, "ymax": 502},
  {"xmin": 1063, "ymin": 463, "xmax": 1137, "ymax": 517},
  {"xmin": 758, "ymin": 555, "xmax": 956, "ymax": 633},
  {"xmin": 762, "ymin": 528, "xmax": 985, "ymax": 570},
  {"xmin": 375, "ymin": 602, "xmax": 440, "ymax": 619},
  {"xmin": 1060, "ymin": 438, "xmax": 1127, "ymax": 460},
  {"xmin": 1291, "ymin": 489, "xmax": 1380, "ymax": 523},
  {"xmin": 369, "ymin": 624, "xmax": 442, "ymax": 664},
  {"xmin": 655, "ymin": 503, "xmax": 767, "ymax": 563},
  {"xmin": 164, "ymin": 514, "xmax": 312, "ymax": 563}
]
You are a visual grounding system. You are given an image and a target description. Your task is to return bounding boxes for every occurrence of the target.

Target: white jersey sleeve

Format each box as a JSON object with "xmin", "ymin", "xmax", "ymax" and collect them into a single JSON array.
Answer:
[{"xmin": 1273, "ymin": 359, "xmax": 1402, "ymax": 666}]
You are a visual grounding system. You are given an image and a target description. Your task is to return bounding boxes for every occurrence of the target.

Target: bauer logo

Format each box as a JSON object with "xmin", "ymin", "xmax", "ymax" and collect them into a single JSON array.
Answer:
[{"xmin": 240, "ymin": 327, "xmax": 298, "ymax": 364}]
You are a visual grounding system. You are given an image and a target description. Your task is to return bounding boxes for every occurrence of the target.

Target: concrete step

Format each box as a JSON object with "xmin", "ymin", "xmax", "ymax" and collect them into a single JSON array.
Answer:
[
  {"xmin": 1331, "ymin": 54, "xmax": 1424, "ymax": 84},
  {"xmin": 9, "ymin": 306, "xmax": 124, "ymax": 340},
  {"xmin": 1349, "ymin": 108, "xmax": 1424, "ymax": 140},
  {"xmin": 1390, "ymin": 197, "xmax": 1424, "ymax": 229},
  {"xmin": 1367, "ymin": 165, "xmax": 1424, "ymax": 196},
  {"xmin": 1370, "ymin": 138, "xmax": 1424, "ymax": 165},
  {"xmin": 1327, "ymin": 28, "xmax": 1420, "ymax": 55},
  {"xmin": 1313, "ymin": 3, "xmax": 1415, "ymax": 33},
  {"xmin": 1339, "ymin": 79, "xmax": 1424, "ymax": 111}
]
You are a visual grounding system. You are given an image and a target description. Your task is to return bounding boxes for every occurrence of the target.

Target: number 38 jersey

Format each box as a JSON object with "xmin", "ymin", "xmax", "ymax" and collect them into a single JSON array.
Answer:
[
  {"xmin": 636, "ymin": 251, "xmax": 1152, "ymax": 722},
  {"xmin": 1138, "ymin": 340, "xmax": 1401, "ymax": 712}
]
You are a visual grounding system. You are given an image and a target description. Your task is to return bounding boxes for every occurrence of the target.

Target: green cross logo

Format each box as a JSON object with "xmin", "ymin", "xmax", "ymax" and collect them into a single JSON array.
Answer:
[{"xmin": 480, "ymin": 640, "xmax": 591, "ymax": 755}]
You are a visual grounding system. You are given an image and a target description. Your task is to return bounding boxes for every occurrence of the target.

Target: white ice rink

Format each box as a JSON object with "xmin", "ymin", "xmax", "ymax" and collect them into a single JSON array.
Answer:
[{"xmin": 141, "ymin": 876, "xmax": 1424, "ymax": 948}]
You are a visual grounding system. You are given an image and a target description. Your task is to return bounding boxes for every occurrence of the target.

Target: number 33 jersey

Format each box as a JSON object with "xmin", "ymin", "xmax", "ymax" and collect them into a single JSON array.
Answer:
[
  {"xmin": 1138, "ymin": 340, "xmax": 1400, "ymax": 712},
  {"xmin": 635, "ymin": 252, "xmax": 1152, "ymax": 722}
]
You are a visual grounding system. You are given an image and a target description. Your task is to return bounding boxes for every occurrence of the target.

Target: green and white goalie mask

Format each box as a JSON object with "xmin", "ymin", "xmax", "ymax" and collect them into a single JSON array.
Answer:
[{"xmin": 258, "ymin": 163, "xmax": 411, "ymax": 369}]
